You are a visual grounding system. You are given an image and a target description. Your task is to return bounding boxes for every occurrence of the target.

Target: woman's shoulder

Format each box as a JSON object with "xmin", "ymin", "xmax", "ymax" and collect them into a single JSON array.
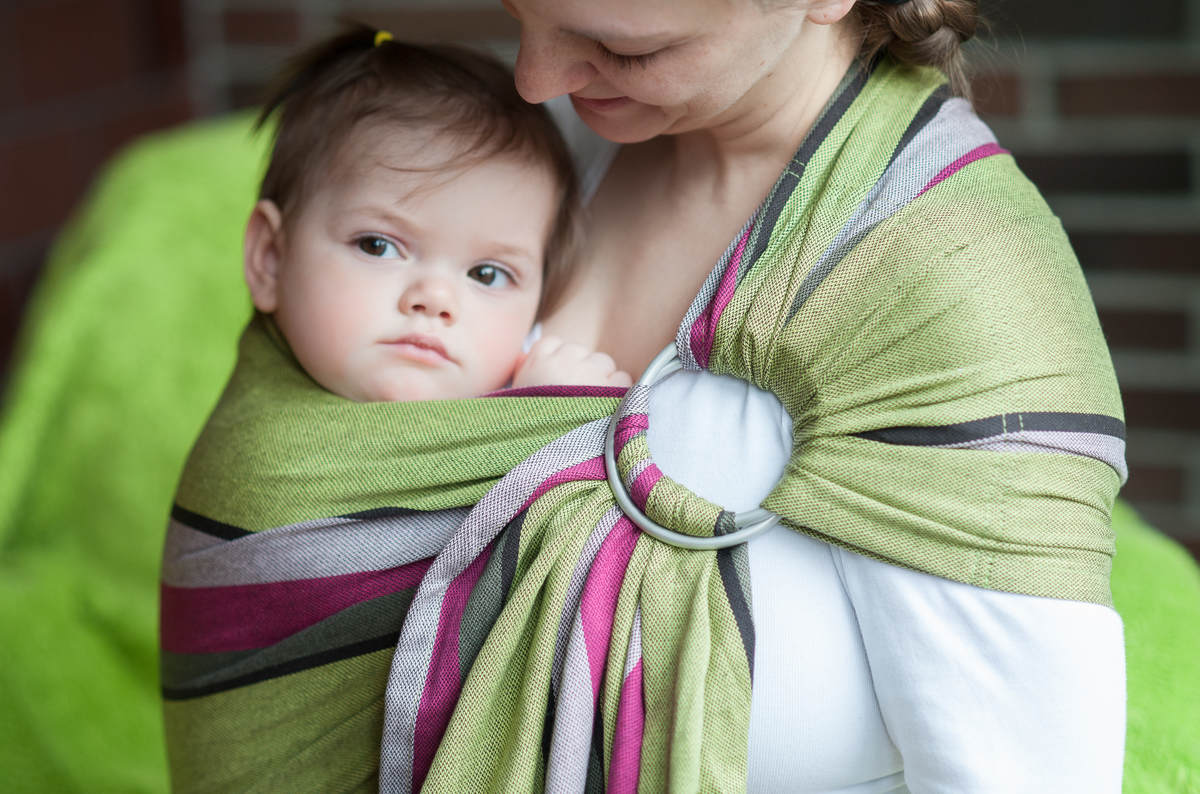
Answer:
[{"xmin": 905, "ymin": 143, "xmax": 1063, "ymax": 249}]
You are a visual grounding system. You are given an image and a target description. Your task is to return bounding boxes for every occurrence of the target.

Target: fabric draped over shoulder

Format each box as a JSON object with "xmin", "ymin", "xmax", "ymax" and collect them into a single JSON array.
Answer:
[{"xmin": 160, "ymin": 59, "xmax": 1124, "ymax": 792}]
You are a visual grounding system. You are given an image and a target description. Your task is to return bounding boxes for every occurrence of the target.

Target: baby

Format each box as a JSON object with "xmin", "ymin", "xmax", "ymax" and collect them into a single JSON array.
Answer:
[{"xmin": 243, "ymin": 26, "xmax": 631, "ymax": 402}]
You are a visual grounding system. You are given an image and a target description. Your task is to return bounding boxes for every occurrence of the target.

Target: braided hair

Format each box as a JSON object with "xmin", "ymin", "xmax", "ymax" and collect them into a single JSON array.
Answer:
[{"xmin": 854, "ymin": 0, "xmax": 980, "ymax": 98}]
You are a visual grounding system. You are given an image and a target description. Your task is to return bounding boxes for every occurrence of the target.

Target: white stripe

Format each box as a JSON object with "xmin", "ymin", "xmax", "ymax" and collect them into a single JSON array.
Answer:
[{"xmin": 161, "ymin": 509, "xmax": 468, "ymax": 587}]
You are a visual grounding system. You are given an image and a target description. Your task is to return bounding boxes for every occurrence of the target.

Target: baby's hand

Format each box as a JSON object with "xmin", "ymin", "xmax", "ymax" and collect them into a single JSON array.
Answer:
[{"xmin": 512, "ymin": 336, "xmax": 633, "ymax": 389}]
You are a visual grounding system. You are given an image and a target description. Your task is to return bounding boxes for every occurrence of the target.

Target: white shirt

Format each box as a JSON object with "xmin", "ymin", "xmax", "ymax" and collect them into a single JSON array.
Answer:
[{"xmin": 648, "ymin": 371, "xmax": 1125, "ymax": 793}]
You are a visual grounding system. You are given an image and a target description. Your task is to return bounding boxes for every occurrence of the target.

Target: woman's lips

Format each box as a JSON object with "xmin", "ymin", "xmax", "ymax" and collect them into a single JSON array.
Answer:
[
  {"xmin": 382, "ymin": 334, "xmax": 453, "ymax": 366},
  {"xmin": 570, "ymin": 94, "xmax": 632, "ymax": 113}
]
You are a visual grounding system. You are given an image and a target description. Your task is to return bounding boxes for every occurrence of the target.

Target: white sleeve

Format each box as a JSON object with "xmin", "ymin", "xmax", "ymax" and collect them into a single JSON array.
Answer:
[{"xmin": 830, "ymin": 547, "xmax": 1127, "ymax": 794}]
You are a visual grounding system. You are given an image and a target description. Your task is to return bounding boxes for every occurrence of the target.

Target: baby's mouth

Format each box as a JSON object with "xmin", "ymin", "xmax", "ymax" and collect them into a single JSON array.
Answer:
[{"xmin": 382, "ymin": 334, "xmax": 455, "ymax": 365}]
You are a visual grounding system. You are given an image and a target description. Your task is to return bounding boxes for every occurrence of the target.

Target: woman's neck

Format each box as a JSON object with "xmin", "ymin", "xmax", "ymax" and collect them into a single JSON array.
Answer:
[{"xmin": 667, "ymin": 19, "xmax": 861, "ymax": 188}]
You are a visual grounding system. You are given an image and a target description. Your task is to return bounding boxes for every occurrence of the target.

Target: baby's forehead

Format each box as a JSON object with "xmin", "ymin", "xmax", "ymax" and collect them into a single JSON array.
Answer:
[{"xmin": 321, "ymin": 121, "xmax": 554, "ymax": 198}]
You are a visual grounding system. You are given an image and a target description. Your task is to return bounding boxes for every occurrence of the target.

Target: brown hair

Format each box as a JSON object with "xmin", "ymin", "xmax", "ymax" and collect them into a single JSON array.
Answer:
[
  {"xmin": 854, "ymin": 0, "xmax": 980, "ymax": 99},
  {"xmin": 255, "ymin": 24, "xmax": 580, "ymax": 317}
]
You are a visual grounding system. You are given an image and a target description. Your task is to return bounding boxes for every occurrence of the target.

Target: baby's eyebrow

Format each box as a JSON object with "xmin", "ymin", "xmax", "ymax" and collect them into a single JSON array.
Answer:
[
  {"xmin": 347, "ymin": 205, "xmax": 421, "ymax": 233},
  {"xmin": 486, "ymin": 243, "xmax": 538, "ymax": 271}
]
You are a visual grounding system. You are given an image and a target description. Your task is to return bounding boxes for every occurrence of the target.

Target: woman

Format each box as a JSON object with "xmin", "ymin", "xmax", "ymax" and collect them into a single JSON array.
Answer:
[
  {"xmin": 506, "ymin": 0, "xmax": 1126, "ymax": 790},
  {"xmin": 158, "ymin": 2, "xmax": 1126, "ymax": 790}
]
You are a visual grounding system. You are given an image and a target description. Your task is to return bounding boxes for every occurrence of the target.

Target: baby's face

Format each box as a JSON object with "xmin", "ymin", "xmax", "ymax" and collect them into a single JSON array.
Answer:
[{"xmin": 252, "ymin": 127, "xmax": 555, "ymax": 401}]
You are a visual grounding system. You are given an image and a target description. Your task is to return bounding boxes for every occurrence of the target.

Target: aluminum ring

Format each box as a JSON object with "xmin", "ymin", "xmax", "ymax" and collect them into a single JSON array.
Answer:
[{"xmin": 604, "ymin": 344, "xmax": 780, "ymax": 550}]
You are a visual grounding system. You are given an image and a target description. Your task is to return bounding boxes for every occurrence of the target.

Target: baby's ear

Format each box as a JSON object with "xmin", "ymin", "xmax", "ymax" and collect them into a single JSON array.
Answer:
[{"xmin": 244, "ymin": 199, "xmax": 285, "ymax": 313}]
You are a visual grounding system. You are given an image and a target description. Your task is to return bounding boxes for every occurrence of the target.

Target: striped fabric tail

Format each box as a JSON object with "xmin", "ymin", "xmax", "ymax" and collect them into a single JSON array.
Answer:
[{"xmin": 160, "ymin": 505, "xmax": 467, "ymax": 789}]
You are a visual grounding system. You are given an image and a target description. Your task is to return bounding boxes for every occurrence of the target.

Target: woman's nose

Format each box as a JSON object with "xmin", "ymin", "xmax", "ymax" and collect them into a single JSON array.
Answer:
[
  {"xmin": 513, "ymin": 25, "xmax": 598, "ymax": 104},
  {"xmin": 399, "ymin": 276, "xmax": 456, "ymax": 323}
]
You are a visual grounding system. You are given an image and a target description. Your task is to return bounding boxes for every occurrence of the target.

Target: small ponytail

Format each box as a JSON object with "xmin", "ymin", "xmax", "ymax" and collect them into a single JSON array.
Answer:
[{"xmin": 854, "ymin": 0, "xmax": 980, "ymax": 99}]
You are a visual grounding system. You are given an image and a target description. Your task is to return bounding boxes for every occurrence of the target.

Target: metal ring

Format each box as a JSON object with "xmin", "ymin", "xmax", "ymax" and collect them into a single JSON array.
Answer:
[{"xmin": 604, "ymin": 344, "xmax": 780, "ymax": 550}]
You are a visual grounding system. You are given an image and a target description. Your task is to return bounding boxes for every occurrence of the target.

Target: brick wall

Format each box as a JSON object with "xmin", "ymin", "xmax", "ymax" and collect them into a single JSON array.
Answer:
[
  {"xmin": 4, "ymin": 0, "xmax": 1198, "ymax": 555},
  {"xmin": 972, "ymin": 0, "xmax": 1200, "ymax": 557},
  {"xmin": 0, "ymin": 1, "xmax": 194, "ymax": 384}
]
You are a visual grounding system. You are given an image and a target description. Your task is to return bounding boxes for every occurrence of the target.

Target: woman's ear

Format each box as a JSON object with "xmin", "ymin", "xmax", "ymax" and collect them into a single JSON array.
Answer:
[
  {"xmin": 244, "ymin": 199, "xmax": 285, "ymax": 313},
  {"xmin": 806, "ymin": 0, "xmax": 857, "ymax": 26}
]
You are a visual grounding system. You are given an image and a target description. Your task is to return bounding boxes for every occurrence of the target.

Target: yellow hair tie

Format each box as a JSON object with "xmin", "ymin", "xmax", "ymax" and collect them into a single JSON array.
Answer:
[{"xmin": 374, "ymin": 30, "xmax": 393, "ymax": 47}]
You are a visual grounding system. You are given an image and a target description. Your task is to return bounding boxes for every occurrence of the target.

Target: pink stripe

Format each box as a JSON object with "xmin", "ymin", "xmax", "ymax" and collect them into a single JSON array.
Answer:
[
  {"xmin": 159, "ymin": 558, "xmax": 432, "ymax": 654},
  {"xmin": 483, "ymin": 385, "xmax": 628, "ymax": 399},
  {"xmin": 628, "ymin": 464, "xmax": 663, "ymax": 511},
  {"xmin": 689, "ymin": 224, "xmax": 753, "ymax": 368},
  {"xmin": 613, "ymin": 413, "xmax": 649, "ymax": 458},
  {"xmin": 917, "ymin": 143, "xmax": 1009, "ymax": 198},
  {"xmin": 412, "ymin": 544, "xmax": 494, "ymax": 791},
  {"xmin": 579, "ymin": 518, "xmax": 640, "ymax": 699},
  {"xmin": 517, "ymin": 456, "xmax": 607, "ymax": 515},
  {"xmin": 609, "ymin": 659, "xmax": 645, "ymax": 794}
]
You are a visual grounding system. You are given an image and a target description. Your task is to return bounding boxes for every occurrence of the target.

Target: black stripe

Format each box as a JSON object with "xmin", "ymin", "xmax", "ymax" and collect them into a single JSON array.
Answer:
[
  {"xmin": 747, "ymin": 61, "xmax": 875, "ymax": 268},
  {"xmin": 540, "ymin": 683, "xmax": 558, "ymax": 767},
  {"xmin": 856, "ymin": 412, "xmax": 1127, "ymax": 446},
  {"xmin": 160, "ymin": 589, "xmax": 416, "ymax": 692},
  {"xmin": 171, "ymin": 504, "xmax": 251, "ymax": 540},
  {"xmin": 161, "ymin": 633, "xmax": 398, "ymax": 700},
  {"xmin": 714, "ymin": 512, "xmax": 756, "ymax": 682},
  {"xmin": 500, "ymin": 509, "xmax": 526, "ymax": 601},
  {"xmin": 887, "ymin": 84, "xmax": 951, "ymax": 168},
  {"xmin": 587, "ymin": 702, "xmax": 606, "ymax": 791},
  {"xmin": 780, "ymin": 81, "xmax": 950, "ymax": 327},
  {"xmin": 339, "ymin": 505, "xmax": 436, "ymax": 520}
]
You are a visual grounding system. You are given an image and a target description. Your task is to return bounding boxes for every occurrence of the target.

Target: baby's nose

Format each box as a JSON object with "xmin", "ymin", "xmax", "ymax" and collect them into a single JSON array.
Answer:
[{"xmin": 400, "ymin": 277, "xmax": 456, "ymax": 322}]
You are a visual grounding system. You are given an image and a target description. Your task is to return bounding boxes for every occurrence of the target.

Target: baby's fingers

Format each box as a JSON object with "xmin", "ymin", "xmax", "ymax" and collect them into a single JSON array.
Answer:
[
  {"xmin": 584, "ymin": 351, "xmax": 620, "ymax": 374},
  {"xmin": 527, "ymin": 335, "xmax": 563, "ymax": 359},
  {"xmin": 607, "ymin": 369, "xmax": 633, "ymax": 388}
]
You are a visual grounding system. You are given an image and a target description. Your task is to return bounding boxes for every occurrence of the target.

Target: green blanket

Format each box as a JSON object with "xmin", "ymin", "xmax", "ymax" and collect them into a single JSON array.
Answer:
[{"xmin": 1, "ymin": 96, "xmax": 1198, "ymax": 794}]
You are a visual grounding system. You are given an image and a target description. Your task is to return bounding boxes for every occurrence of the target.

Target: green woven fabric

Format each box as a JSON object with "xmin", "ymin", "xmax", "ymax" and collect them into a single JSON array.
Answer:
[
  {"xmin": 0, "ymin": 69, "xmax": 1196, "ymax": 793},
  {"xmin": 165, "ymin": 60, "xmax": 1128, "ymax": 792}
]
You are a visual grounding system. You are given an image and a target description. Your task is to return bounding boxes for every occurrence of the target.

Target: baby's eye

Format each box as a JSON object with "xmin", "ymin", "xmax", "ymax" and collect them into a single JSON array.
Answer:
[
  {"xmin": 468, "ymin": 263, "xmax": 514, "ymax": 288},
  {"xmin": 356, "ymin": 235, "xmax": 403, "ymax": 258}
]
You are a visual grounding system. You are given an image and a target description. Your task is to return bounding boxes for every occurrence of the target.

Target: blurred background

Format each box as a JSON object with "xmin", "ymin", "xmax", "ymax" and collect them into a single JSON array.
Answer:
[{"xmin": 2, "ymin": 0, "xmax": 1198, "ymax": 557}]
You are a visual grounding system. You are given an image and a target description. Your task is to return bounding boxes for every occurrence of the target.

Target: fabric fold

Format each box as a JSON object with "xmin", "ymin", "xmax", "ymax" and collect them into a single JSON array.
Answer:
[{"xmin": 161, "ymin": 58, "xmax": 1123, "ymax": 792}]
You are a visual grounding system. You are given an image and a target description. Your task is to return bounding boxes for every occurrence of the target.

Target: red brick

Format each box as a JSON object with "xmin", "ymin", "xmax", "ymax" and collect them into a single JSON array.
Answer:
[
  {"xmin": 987, "ymin": 0, "xmax": 1187, "ymax": 39},
  {"xmin": 1016, "ymin": 151, "xmax": 1191, "ymax": 195},
  {"xmin": 12, "ymin": 0, "xmax": 141, "ymax": 103},
  {"xmin": 1122, "ymin": 464, "xmax": 1186, "ymax": 503},
  {"xmin": 0, "ymin": 127, "xmax": 99, "ymax": 239},
  {"xmin": 1059, "ymin": 72, "xmax": 1200, "ymax": 117},
  {"xmin": 229, "ymin": 80, "xmax": 270, "ymax": 111},
  {"xmin": 972, "ymin": 71, "xmax": 1021, "ymax": 117},
  {"xmin": 0, "ymin": 241, "xmax": 50, "ymax": 390},
  {"xmin": 348, "ymin": 8, "xmax": 520, "ymax": 43},
  {"xmin": 1070, "ymin": 232, "xmax": 1200, "ymax": 274},
  {"xmin": 1097, "ymin": 309, "xmax": 1189, "ymax": 351},
  {"xmin": 222, "ymin": 9, "xmax": 302, "ymax": 46},
  {"xmin": 0, "ymin": 10, "xmax": 19, "ymax": 113},
  {"xmin": 1122, "ymin": 390, "xmax": 1200, "ymax": 431},
  {"xmin": 145, "ymin": 0, "xmax": 188, "ymax": 69},
  {"xmin": 96, "ymin": 74, "xmax": 193, "ymax": 153}
]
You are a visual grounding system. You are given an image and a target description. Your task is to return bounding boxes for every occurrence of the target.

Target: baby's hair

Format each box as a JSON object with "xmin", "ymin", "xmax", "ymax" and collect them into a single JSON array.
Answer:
[{"xmin": 255, "ymin": 23, "xmax": 580, "ymax": 317}]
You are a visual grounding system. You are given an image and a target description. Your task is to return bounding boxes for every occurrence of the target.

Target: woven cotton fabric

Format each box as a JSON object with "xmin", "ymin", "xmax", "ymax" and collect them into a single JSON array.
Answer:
[{"xmin": 160, "ymin": 59, "xmax": 1124, "ymax": 792}]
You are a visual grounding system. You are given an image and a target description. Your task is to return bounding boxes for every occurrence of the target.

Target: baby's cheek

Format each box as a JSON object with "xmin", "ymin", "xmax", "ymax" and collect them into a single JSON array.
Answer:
[{"xmin": 474, "ymin": 332, "xmax": 527, "ymax": 390}]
